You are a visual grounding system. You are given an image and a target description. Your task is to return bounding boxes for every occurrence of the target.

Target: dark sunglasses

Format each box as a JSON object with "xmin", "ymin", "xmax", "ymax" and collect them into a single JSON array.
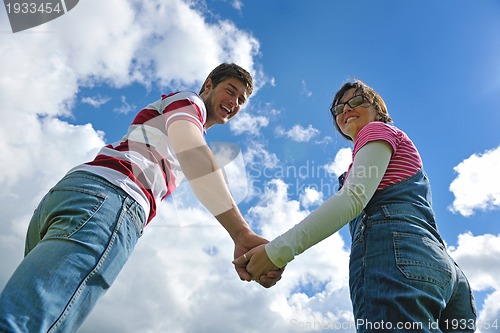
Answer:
[{"xmin": 330, "ymin": 95, "xmax": 368, "ymax": 117}]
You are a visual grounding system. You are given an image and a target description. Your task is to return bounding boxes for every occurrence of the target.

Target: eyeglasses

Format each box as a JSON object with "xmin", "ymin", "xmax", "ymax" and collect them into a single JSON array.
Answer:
[{"xmin": 330, "ymin": 95, "xmax": 368, "ymax": 117}]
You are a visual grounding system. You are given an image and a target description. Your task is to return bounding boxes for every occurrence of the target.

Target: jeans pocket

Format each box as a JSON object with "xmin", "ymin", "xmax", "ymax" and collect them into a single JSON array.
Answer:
[
  {"xmin": 41, "ymin": 186, "xmax": 107, "ymax": 239},
  {"xmin": 393, "ymin": 232, "xmax": 452, "ymax": 289}
]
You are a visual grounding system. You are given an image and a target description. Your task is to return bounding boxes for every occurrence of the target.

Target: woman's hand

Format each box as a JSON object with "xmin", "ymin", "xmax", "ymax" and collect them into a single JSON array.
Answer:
[
  {"xmin": 233, "ymin": 244, "xmax": 282, "ymax": 285},
  {"xmin": 233, "ymin": 231, "xmax": 283, "ymax": 288}
]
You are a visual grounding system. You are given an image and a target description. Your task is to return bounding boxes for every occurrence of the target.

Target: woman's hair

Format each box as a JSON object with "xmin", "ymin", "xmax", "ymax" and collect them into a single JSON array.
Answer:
[
  {"xmin": 330, "ymin": 79, "xmax": 393, "ymax": 140},
  {"xmin": 199, "ymin": 63, "xmax": 253, "ymax": 96}
]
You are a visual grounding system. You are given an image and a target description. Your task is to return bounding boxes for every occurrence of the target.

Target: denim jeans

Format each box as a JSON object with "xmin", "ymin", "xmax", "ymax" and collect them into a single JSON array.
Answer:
[
  {"xmin": 348, "ymin": 170, "xmax": 476, "ymax": 332},
  {"xmin": 0, "ymin": 171, "xmax": 146, "ymax": 333}
]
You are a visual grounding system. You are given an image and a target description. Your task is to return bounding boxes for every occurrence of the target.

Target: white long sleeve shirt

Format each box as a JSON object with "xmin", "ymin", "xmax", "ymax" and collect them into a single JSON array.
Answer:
[{"xmin": 265, "ymin": 140, "xmax": 392, "ymax": 268}]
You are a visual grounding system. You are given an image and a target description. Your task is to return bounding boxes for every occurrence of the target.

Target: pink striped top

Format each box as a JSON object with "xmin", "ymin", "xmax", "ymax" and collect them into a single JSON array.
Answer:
[{"xmin": 348, "ymin": 121, "xmax": 422, "ymax": 189}]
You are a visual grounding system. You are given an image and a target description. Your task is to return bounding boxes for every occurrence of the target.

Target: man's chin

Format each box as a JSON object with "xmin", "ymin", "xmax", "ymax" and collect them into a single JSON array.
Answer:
[
  {"xmin": 209, "ymin": 114, "xmax": 232, "ymax": 125},
  {"xmin": 219, "ymin": 117, "xmax": 231, "ymax": 125}
]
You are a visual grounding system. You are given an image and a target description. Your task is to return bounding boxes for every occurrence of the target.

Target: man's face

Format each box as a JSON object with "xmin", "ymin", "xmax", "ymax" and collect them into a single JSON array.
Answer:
[{"xmin": 202, "ymin": 78, "xmax": 249, "ymax": 128}]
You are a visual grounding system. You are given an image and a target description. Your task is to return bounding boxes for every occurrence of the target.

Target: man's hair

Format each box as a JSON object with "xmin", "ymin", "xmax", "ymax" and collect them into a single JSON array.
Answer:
[
  {"xmin": 330, "ymin": 79, "xmax": 393, "ymax": 141},
  {"xmin": 199, "ymin": 63, "xmax": 253, "ymax": 96}
]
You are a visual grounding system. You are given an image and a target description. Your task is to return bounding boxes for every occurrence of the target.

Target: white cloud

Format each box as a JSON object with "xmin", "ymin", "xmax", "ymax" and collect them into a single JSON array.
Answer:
[
  {"xmin": 47, "ymin": 0, "xmax": 262, "ymax": 90},
  {"xmin": 51, "ymin": 0, "xmax": 145, "ymax": 87},
  {"xmin": 244, "ymin": 142, "xmax": 280, "ymax": 169},
  {"xmin": 276, "ymin": 124, "xmax": 320, "ymax": 142},
  {"xmin": 324, "ymin": 147, "xmax": 352, "ymax": 177},
  {"xmin": 229, "ymin": 0, "xmax": 244, "ymax": 11},
  {"xmin": 448, "ymin": 232, "xmax": 500, "ymax": 333},
  {"xmin": 243, "ymin": 143, "xmax": 280, "ymax": 200},
  {"xmin": 448, "ymin": 233, "xmax": 500, "ymax": 292},
  {"xmin": 300, "ymin": 187, "xmax": 324, "ymax": 209},
  {"xmin": 81, "ymin": 95, "xmax": 111, "ymax": 108},
  {"xmin": 229, "ymin": 111, "xmax": 269, "ymax": 136},
  {"xmin": 475, "ymin": 291, "xmax": 500, "ymax": 333},
  {"xmin": 314, "ymin": 135, "xmax": 334, "ymax": 145},
  {"xmin": 301, "ymin": 80, "xmax": 313, "ymax": 98},
  {"xmin": 127, "ymin": 1, "xmax": 263, "ymax": 90},
  {"xmin": 248, "ymin": 179, "xmax": 307, "ymax": 237},
  {"xmin": 449, "ymin": 145, "xmax": 500, "ymax": 216},
  {"xmin": 113, "ymin": 95, "xmax": 136, "ymax": 115},
  {"xmin": 246, "ymin": 179, "xmax": 353, "ymax": 328}
]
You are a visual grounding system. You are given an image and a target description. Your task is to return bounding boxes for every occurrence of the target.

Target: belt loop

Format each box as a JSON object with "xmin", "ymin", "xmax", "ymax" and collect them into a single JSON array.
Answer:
[{"xmin": 381, "ymin": 205, "xmax": 390, "ymax": 218}]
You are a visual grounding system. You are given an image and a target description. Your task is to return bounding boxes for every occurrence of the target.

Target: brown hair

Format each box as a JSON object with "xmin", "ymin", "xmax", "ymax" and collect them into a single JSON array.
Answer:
[
  {"xmin": 330, "ymin": 80, "xmax": 393, "ymax": 140},
  {"xmin": 199, "ymin": 63, "xmax": 254, "ymax": 96}
]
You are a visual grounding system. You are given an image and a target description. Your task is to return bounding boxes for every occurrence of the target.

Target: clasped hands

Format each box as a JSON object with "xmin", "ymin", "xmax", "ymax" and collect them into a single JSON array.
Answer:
[{"xmin": 232, "ymin": 232, "xmax": 284, "ymax": 288}]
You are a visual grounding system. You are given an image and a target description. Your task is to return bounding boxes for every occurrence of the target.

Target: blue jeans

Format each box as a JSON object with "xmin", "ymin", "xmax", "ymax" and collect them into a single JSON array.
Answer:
[
  {"xmin": 0, "ymin": 171, "xmax": 146, "ymax": 333},
  {"xmin": 348, "ymin": 170, "xmax": 476, "ymax": 332}
]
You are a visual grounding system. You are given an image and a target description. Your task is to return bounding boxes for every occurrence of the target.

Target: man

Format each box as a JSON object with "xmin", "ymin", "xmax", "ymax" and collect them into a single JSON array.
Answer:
[{"xmin": 0, "ymin": 63, "xmax": 281, "ymax": 333}]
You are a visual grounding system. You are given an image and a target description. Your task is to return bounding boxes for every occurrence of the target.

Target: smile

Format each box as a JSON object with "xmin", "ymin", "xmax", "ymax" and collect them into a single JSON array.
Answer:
[
  {"xmin": 221, "ymin": 105, "xmax": 232, "ymax": 115},
  {"xmin": 345, "ymin": 116, "xmax": 358, "ymax": 124}
]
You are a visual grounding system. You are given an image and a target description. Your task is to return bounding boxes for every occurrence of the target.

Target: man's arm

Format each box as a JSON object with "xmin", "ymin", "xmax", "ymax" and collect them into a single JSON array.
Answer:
[
  {"xmin": 167, "ymin": 119, "xmax": 282, "ymax": 287},
  {"xmin": 167, "ymin": 119, "xmax": 250, "ymax": 238}
]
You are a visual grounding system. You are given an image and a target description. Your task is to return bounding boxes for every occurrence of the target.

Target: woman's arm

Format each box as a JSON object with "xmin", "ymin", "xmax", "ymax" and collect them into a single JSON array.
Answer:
[{"xmin": 264, "ymin": 140, "xmax": 392, "ymax": 268}]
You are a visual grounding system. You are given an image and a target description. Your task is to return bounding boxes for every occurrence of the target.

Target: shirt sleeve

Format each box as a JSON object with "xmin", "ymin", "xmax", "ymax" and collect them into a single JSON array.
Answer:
[
  {"xmin": 353, "ymin": 122, "xmax": 399, "ymax": 156},
  {"xmin": 265, "ymin": 140, "xmax": 392, "ymax": 268},
  {"xmin": 163, "ymin": 92, "xmax": 207, "ymax": 133}
]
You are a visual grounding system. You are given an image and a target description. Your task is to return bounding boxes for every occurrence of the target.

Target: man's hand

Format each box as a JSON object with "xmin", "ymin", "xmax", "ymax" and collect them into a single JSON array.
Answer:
[{"xmin": 233, "ymin": 229, "xmax": 283, "ymax": 288}]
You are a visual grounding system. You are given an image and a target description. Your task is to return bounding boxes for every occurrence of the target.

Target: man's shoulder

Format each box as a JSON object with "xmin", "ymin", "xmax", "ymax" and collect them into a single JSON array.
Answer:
[{"xmin": 162, "ymin": 91, "xmax": 203, "ymax": 105}]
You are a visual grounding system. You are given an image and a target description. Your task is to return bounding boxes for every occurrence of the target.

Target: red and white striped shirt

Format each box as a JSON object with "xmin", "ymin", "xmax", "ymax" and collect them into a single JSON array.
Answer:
[
  {"xmin": 69, "ymin": 91, "xmax": 207, "ymax": 224},
  {"xmin": 348, "ymin": 121, "xmax": 422, "ymax": 189}
]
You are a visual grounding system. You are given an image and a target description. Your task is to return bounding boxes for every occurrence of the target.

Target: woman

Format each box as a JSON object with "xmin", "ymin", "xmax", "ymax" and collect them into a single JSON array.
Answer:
[{"xmin": 235, "ymin": 80, "xmax": 476, "ymax": 332}]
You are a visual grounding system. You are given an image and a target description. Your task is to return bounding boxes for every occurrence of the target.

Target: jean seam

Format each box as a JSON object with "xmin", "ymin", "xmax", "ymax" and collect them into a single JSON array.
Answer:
[
  {"xmin": 126, "ymin": 201, "xmax": 144, "ymax": 239},
  {"xmin": 49, "ymin": 186, "xmax": 108, "ymax": 199},
  {"xmin": 455, "ymin": 269, "xmax": 477, "ymax": 317},
  {"xmin": 64, "ymin": 171, "xmax": 128, "ymax": 198}
]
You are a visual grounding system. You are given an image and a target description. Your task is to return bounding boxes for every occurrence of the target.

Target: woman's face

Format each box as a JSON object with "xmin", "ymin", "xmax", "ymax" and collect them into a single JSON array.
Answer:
[{"xmin": 335, "ymin": 88, "xmax": 378, "ymax": 140}]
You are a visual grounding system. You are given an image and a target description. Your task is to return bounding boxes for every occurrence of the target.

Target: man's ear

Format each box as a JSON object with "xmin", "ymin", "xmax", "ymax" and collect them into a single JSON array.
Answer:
[{"xmin": 203, "ymin": 78, "xmax": 213, "ymax": 92}]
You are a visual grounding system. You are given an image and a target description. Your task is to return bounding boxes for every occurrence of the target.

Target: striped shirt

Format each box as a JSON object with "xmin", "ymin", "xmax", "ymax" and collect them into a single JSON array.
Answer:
[
  {"xmin": 69, "ymin": 91, "xmax": 207, "ymax": 224},
  {"xmin": 347, "ymin": 121, "xmax": 422, "ymax": 189}
]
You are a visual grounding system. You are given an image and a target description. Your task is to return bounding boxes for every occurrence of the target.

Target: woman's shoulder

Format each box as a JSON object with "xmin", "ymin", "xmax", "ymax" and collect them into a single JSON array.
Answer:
[
  {"xmin": 356, "ymin": 121, "xmax": 399, "ymax": 144},
  {"xmin": 362, "ymin": 121, "xmax": 400, "ymax": 134},
  {"xmin": 354, "ymin": 121, "xmax": 414, "ymax": 156}
]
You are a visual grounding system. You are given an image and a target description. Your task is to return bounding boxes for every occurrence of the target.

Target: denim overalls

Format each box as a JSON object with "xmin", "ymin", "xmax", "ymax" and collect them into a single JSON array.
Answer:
[{"xmin": 348, "ymin": 169, "xmax": 476, "ymax": 332}]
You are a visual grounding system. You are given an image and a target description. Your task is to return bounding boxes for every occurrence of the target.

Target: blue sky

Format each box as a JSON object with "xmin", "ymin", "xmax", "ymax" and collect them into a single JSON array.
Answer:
[{"xmin": 1, "ymin": 1, "xmax": 499, "ymax": 332}]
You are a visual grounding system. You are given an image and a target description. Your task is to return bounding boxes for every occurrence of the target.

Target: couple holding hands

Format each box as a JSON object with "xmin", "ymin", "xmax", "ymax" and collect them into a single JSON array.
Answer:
[{"xmin": 1, "ymin": 63, "xmax": 476, "ymax": 332}]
